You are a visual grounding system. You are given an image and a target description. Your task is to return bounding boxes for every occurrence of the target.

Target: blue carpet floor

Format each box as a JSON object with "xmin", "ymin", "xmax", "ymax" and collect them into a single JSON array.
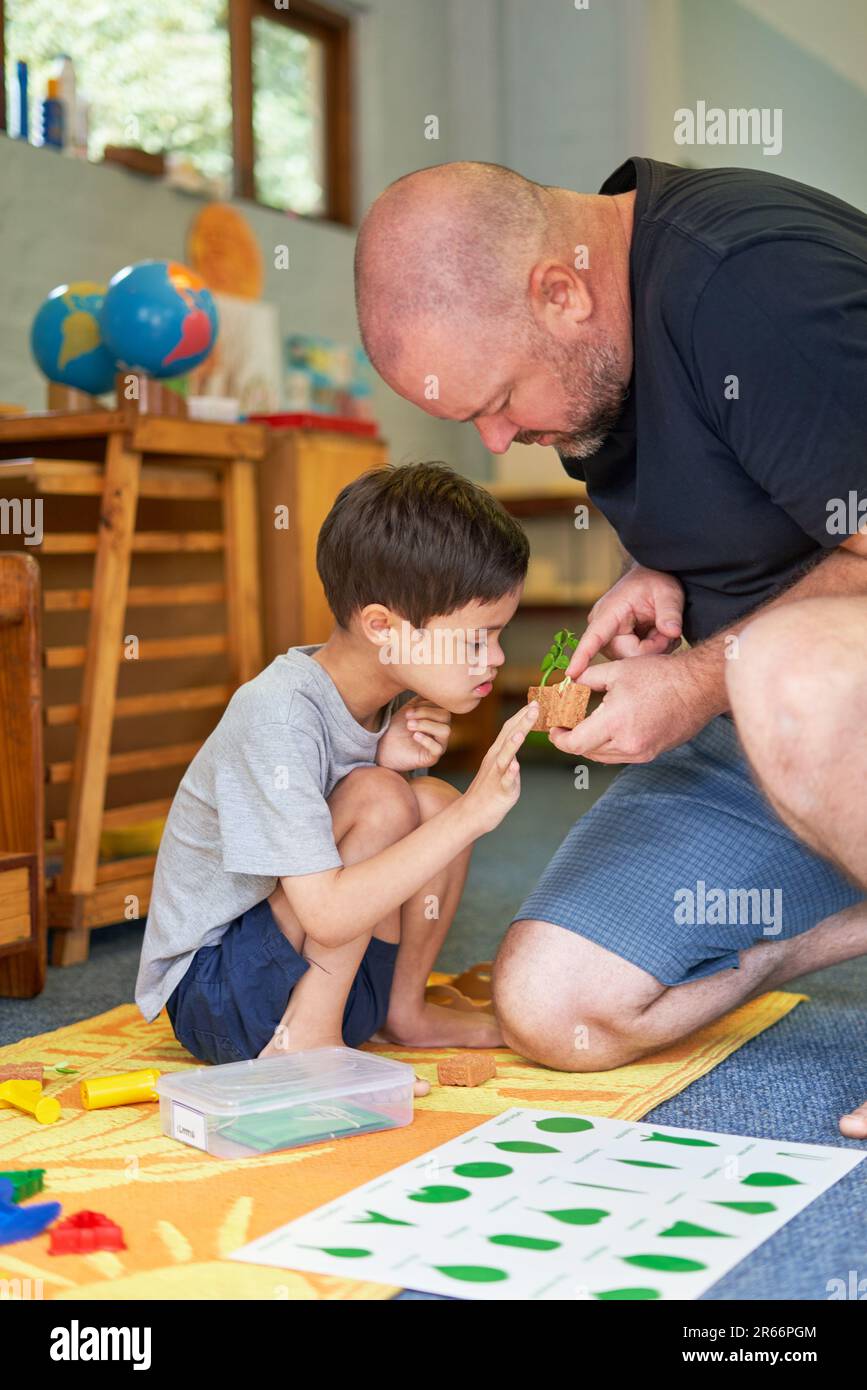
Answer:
[{"xmin": 1, "ymin": 759, "xmax": 864, "ymax": 1301}]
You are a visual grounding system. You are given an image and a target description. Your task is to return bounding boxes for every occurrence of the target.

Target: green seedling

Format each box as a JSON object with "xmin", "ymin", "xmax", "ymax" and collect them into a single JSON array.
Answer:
[{"xmin": 538, "ymin": 629, "xmax": 579, "ymax": 689}]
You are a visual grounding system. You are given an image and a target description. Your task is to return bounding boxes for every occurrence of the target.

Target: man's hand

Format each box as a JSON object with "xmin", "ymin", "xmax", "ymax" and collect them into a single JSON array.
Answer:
[
  {"xmin": 550, "ymin": 650, "xmax": 719, "ymax": 764},
  {"xmin": 567, "ymin": 564, "xmax": 685, "ymax": 680},
  {"xmin": 839, "ymin": 1099, "xmax": 867, "ymax": 1140},
  {"xmin": 376, "ymin": 696, "xmax": 452, "ymax": 772}
]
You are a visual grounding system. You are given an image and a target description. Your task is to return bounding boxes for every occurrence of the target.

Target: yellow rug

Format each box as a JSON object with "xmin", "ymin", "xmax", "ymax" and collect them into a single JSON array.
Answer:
[{"xmin": 0, "ymin": 990, "xmax": 805, "ymax": 1300}]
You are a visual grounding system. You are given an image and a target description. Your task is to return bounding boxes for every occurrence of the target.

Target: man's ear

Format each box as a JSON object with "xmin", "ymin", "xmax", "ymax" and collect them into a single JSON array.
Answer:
[{"xmin": 528, "ymin": 259, "xmax": 594, "ymax": 339}]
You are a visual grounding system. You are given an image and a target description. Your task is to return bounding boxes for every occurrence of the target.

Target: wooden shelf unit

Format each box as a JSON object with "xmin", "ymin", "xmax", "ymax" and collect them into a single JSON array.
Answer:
[{"xmin": 0, "ymin": 410, "xmax": 266, "ymax": 966}]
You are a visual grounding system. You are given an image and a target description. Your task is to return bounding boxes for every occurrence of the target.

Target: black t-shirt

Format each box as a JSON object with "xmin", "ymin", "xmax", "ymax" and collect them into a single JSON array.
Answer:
[{"xmin": 560, "ymin": 157, "xmax": 867, "ymax": 644}]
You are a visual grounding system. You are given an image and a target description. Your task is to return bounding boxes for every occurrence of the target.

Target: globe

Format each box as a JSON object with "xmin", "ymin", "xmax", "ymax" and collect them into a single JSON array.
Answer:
[
  {"xmin": 100, "ymin": 260, "xmax": 219, "ymax": 380},
  {"xmin": 30, "ymin": 281, "xmax": 117, "ymax": 395}
]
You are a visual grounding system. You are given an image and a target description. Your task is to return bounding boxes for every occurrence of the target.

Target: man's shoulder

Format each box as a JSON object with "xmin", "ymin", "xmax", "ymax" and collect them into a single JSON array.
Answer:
[{"xmin": 631, "ymin": 156, "xmax": 866, "ymax": 264}]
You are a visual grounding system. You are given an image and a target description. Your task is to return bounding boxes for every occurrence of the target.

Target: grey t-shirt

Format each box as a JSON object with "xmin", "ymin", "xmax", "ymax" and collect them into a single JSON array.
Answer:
[{"xmin": 135, "ymin": 644, "xmax": 401, "ymax": 1022}]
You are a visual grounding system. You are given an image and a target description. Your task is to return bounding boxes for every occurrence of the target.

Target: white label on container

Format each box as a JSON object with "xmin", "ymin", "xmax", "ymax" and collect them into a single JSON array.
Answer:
[{"xmin": 171, "ymin": 1101, "xmax": 208, "ymax": 1151}]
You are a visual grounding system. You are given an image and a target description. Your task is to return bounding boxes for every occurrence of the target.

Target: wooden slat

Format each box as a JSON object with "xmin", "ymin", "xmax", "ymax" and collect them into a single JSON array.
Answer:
[
  {"xmin": 54, "ymin": 435, "xmax": 141, "ymax": 900},
  {"xmin": 0, "ymin": 412, "xmax": 264, "ymax": 459},
  {"xmin": 48, "ymin": 740, "xmax": 201, "ymax": 785},
  {"xmin": 37, "ymin": 531, "xmax": 223, "ymax": 554},
  {"xmin": 44, "ymin": 582, "xmax": 227, "ymax": 612},
  {"xmin": 0, "ymin": 411, "xmax": 124, "ymax": 444},
  {"xmin": 51, "ymin": 798, "xmax": 172, "ymax": 841},
  {"xmin": 45, "ymin": 682, "xmax": 232, "ymax": 727},
  {"xmin": 45, "ymin": 633, "xmax": 228, "ymax": 669},
  {"xmin": 131, "ymin": 415, "xmax": 266, "ymax": 460},
  {"xmin": 223, "ymin": 457, "xmax": 264, "ymax": 683},
  {"xmin": 48, "ymin": 877, "xmax": 152, "ymax": 929},
  {"xmin": 0, "ymin": 459, "xmax": 222, "ymax": 499},
  {"xmin": 0, "ymin": 867, "xmax": 30, "ymax": 900},
  {"xmin": 95, "ymin": 854, "xmax": 157, "ymax": 884},
  {"xmin": 0, "ymin": 915, "xmax": 30, "ymax": 946}
]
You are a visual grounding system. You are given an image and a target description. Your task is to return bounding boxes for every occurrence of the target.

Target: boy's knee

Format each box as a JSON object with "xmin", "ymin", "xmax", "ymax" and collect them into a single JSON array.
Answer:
[
  {"xmin": 333, "ymin": 765, "xmax": 420, "ymax": 839},
  {"xmin": 411, "ymin": 774, "xmax": 460, "ymax": 821}
]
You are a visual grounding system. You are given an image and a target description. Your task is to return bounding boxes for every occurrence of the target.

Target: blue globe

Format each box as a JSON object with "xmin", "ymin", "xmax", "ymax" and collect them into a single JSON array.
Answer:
[
  {"xmin": 30, "ymin": 281, "xmax": 117, "ymax": 394},
  {"xmin": 100, "ymin": 260, "xmax": 219, "ymax": 380}
]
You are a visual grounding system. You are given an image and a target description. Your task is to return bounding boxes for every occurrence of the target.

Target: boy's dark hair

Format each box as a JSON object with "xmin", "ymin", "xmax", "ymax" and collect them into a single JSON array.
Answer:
[{"xmin": 317, "ymin": 462, "xmax": 529, "ymax": 628}]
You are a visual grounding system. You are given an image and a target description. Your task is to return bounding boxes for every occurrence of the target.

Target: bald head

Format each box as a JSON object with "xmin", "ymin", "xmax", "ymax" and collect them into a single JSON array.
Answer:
[
  {"xmin": 355, "ymin": 160, "xmax": 634, "ymax": 460},
  {"xmin": 355, "ymin": 162, "xmax": 549, "ymax": 377}
]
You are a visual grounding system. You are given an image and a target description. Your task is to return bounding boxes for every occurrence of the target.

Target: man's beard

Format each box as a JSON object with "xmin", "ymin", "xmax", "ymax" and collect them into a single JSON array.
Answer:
[{"xmin": 514, "ymin": 337, "xmax": 627, "ymax": 459}]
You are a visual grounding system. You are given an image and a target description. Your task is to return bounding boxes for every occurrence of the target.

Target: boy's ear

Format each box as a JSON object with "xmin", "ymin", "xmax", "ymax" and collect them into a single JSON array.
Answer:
[{"xmin": 358, "ymin": 603, "xmax": 396, "ymax": 648}]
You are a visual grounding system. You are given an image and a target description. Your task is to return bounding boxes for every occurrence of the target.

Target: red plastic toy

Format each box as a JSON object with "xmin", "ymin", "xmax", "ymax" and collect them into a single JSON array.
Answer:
[{"xmin": 48, "ymin": 1209, "xmax": 126, "ymax": 1255}]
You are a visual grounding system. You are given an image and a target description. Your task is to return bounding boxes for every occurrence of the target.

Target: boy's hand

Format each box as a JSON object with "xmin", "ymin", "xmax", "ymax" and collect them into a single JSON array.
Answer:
[
  {"xmin": 376, "ymin": 696, "xmax": 452, "ymax": 772},
  {"xmin": 461, "ymin": 702, "xmax": 538, "ymax": 835}
]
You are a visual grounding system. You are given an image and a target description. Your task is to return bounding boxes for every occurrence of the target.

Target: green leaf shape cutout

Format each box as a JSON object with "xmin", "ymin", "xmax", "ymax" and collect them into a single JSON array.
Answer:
[
  {"xmin": 659, "ymin": 1220, "xmax": 731, "ymax": 1238},
  {"xmin": 711, "ymin": 1200, "xmax": 777, "ymax": 1215},
  {"xmin": 539, "ymin": 1206, "xmax": 609, "ymax": 1225},
  {"xmin": 409, "ymin": 1184, "xmax": 471, "ymax": 1203},
  {"xmin": 301, "ymin": 1246, "xmax": 371, "ymax": 1259},
  {"xmin": 742, "ymin": 1171, "xmax": 802, "ymax": 1187},
  {"xmin": 595, "ymin": 1286, "xmax": 662, "ymax": 1300},
  {"xmin": 490, "ymin": 1141, "xmax": 560, "ymax": 1154},
  {"xmin": 434, "ymin": 1264, "xmax": 509, "ymax": 1283},
  {"xmin": 641, "ymin": 1132, "xmax": 718, "ymax": 1147},
  {"xmin": 351, "ymin": 1210, "xmax": 414, "ymax": 1226},
  {"xmin": 616, "ymin": 1159, "xmax": 677, "ymax": 1169},
  {"xmin": 535, "ymin": 1116, "xmax": 594, "ymax": 1133},
  {"xmin": 622, "ymin": 1254, "xmax": 707, "ymax": 1272},
  {"xmin": 453, "ymin": 1162, "xmax": 512, "ymax": 1179},
  {"xmin": 488, "ymin": 1234, "xmax": 561, "ymax": 1251}
]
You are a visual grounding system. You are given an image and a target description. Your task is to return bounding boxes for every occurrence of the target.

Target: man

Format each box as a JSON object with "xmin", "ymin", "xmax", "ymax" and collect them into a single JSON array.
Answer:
[{"xmin": 354, "ymin": 158, "xmax": 867, "ymax": 1134}]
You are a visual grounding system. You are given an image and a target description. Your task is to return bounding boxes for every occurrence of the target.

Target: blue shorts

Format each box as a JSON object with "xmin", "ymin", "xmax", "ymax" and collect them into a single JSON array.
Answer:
[
  {"xmin": 513, "ymin": 715, "xmax": 864, "ymax": 987},
  {"xmin": 166, "ymin": 898, "xmax": 399, "ymax": 1065}
]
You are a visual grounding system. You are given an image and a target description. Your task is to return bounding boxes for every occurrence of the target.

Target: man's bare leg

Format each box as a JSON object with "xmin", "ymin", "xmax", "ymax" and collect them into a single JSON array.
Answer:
[
  {"xmin": 727, "ymin": 596, "xmax": 867, "ymax": 1138},
  {"xmin": 493, "ymin": 901, "xmax": 867, "ymax": 1073},
  {"xmin": 379, "ymin": 776, "xmax": 503, "ymax": 1048}
]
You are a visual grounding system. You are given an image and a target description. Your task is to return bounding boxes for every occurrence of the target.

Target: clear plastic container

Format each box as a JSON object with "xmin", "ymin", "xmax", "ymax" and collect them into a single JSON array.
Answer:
[{"xmin": 157, "ymin": 1047, "xmax": 415, "ymax": 1159}]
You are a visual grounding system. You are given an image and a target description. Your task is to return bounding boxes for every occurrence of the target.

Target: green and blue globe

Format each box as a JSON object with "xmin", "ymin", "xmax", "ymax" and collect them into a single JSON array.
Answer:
[{"xmin": 30, "ymin": 281, "xmax": 117, "ymax": 395}]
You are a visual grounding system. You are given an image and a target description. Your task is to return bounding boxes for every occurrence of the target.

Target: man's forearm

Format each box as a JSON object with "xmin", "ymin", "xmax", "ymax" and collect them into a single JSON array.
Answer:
[{"xmin": 681, "ymin": 546, "xmax": 867, "ymax": 715}]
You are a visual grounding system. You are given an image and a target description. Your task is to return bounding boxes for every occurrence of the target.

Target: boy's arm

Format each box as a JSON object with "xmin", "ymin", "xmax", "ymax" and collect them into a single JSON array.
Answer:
[{"xmin": 280, "ymin": 703, "xmax": 537, "ymax": 946}]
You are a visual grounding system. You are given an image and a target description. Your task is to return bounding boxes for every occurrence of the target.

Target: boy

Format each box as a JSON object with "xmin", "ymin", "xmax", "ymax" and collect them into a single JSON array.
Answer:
[{"xmin": 135, "ymin": 462, "xmax": 537, "ymax": 1071}]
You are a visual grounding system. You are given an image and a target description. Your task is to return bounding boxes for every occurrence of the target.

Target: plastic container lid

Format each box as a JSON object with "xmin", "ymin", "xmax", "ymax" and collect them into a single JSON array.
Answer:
[{"xmin": 156, "ymin": 1046, "xmax": 413, "ymax": 1118}]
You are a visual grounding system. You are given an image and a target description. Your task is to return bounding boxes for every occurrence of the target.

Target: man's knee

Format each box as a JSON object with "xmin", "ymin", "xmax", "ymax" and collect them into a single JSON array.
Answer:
[
  {"xmin": 728, "ymin": 600, "xmax": 867, "ymax": 819},
  {"xmin": 492, "ymin": 921, "xmax": 652, "ymax": 1072},
  {"xmin": 331, "ymin": 766, "xmax": 420, "ymax": 841},
  {"xmin": 729, "ymin": 599, "xmax": 862, "ymax": 743}
]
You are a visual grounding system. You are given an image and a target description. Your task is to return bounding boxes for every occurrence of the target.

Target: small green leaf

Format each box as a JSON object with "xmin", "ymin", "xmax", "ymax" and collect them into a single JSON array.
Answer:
[
  {"xmin": 434, "ymin": 1264, "xmax": 509, "ymax": 1283},
  {"xmin": 409, "ymin": 1184, "xmax": 471, "ymax": 1203},
  {"xmin": 453, "ymin": 1161, "xmax": 512, "ymax": 1179},
  {"xmin": 490, "ymin": 1141, "xmax": 559, "ymax": 1154},
  {"xmin": 535, "ymin": 1116, "xmax": 594, "ymax": 1133},
  {"xmin": 489, "ymin": 1234, "xmax": 561, "ymax": 1251}
]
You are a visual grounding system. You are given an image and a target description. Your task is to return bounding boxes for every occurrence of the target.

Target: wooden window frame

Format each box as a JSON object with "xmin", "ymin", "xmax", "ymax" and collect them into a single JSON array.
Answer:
[
  {"xmin": 229, "ymin": 0, "xmax": 353, "ymax": 226},
  {"xmin": 0, "ymin": 0, "xmax": 354, "ymax": 226}
]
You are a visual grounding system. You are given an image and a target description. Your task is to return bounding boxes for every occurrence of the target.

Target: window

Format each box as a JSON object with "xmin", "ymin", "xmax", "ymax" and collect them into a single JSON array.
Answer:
[{"xmin": 0, "ymin": 0, "xmax": 353, "ymax": 224}]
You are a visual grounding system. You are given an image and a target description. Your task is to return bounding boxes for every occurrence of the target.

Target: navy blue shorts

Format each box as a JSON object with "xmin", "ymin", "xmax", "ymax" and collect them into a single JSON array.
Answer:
[
  {"xmin": 166, "ymin": 898, "xmax": 399, "ymax": 1065},
  {"xmin": 513, "ymin": 715, "xmax": 864, "ymax": 987}
]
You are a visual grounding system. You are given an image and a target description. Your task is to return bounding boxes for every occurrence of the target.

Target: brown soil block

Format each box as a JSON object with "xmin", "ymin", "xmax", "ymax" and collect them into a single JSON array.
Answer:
[{"xmin": 527, "ymin": 680, "xmax": 591, "ymax": 732}]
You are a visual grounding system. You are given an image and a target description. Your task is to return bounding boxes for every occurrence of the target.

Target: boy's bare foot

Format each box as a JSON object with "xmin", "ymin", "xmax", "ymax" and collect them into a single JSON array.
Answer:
[
  {"xmin": 256, "ymin": 1033, "xmax": 430, "ymax": 1096},
  {"xmin": 380, "ymin": 1000, "xmax": 504, "ymax": 1049}
]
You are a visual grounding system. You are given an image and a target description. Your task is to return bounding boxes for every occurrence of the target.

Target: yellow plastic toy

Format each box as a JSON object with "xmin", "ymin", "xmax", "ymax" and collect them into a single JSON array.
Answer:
[
  {"xmin": 80, "ymin": 1068, "xmax": 161, "ymax": 1110},
  {"xmin": 0, "ymin": 1080, "xmax": 61, "ymax": 1125}
]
